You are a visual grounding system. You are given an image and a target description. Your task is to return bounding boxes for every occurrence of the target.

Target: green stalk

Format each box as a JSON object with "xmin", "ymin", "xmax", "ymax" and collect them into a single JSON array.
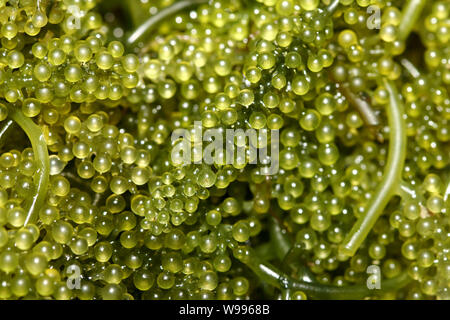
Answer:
[
  {"xmin": 339, "ymin": 80, "xmax": 406, "ymax": 257},
  {"xmin": 326, "ymin": 0, "xmax": 340, "ymax": 15},
  {"xmin": 269, "ymin": 215, "xmax": 291, "ymax": 261},
  {"xmin": 397, "ymin": 0, "xmax": 427, "ymax": 41},
  {"xmin": 7, "ymin": 106, "xmax": 50, "ymax": 226},
  {"xmin": 127, "ymin": 0, "xmax": 208, "ymax": 47},
  {"xmin": 235, "ymin": 246, "xmax": 411, "ymax": 300}
]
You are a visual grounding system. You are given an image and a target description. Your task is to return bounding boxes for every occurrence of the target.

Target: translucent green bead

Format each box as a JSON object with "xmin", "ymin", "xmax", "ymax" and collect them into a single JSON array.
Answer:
[
  {"xmin": 34, "ymin": 62, "xmax": 52, "ymax": 82},
  {"xmin": 416, "ymin": 218, "xmax": 434, "ymax": 238},
  {"xmin": 401, "ymin": 240, "xmax": 418, "ymax": 260},
  {"xmin": 338, "ymin": 30, "xmax": 358, "ymax": 49},
  {"xmin": 197, "ymin": 167, "xmax": 217, "ymax": 188},
  {"xmin": 214, "ymin": 59, "xmax": 231, "ymax": 77},
  {"xmin": 299, "ymin": 157, "xmax": 319, "ymax": 178},
  {"xmin": 101, "ymin": 284, "xmax": 123, "ymax": 300},
  {"xmin": 232, "ymin": 221, "xmax": 250, "ymax": 242},
  {"xmin": 237, "ymin": 89, "xmax": 254, "ymax": 107},
  {"xmin": 307, "ymin": 55, "xmax": 323, "ymax": 72},
  {"xmin": 300, "ymin": 109, "xmax": 321, "ymax": 131},
  {"xmin": 157, "ymin": 271, "xmax": 175, "ymax": 289},
  {"xmin": 310, "ymin": 210, "xmax": 331, "ymax": 232},
  {"xmin": 64, "ymin": 64, "xmax": 82, "ymax": 83},
  {"xmin": 93, "ymin": 153, "xmax": 112, "ymax": 173},
  {"xmin": 292, "ymin": 75, "xmax": 310, "ymax": 96},
  {"xmin": 257, "ymin": 52, "xmax": 276, "ymax": 70},
  {"xmin": 271, "ymin": 72, "xmax": 287, "ymax": 89},
  {"xmin": 51, "ymin": 176, "xmax": 70, "ymax": 197},
  {"xmin": 245, "ymin": 67, "xmax": 262, "ymax": 83},
  {"xmin": 69, "ymin": 237, "xmax": 88, "ymax": 255},
  {"xmin": 35, "ymin": 275, "xmax": 55, "ymax": 297},
  {"xmin": 0, "ymin": 251, "xmax": 19, "ymax": 273},
  {"xmin": 7, "ymin": 50, "xmax": 24, "ymax": 69},
  {"xmin": 15, "ymin": 227, "xmax": 35, "ymax": 250},
  {"xmin": 22, "ymin": 98, "xmax": 41, "ymax": 117},
  {"xmin": 1, "ymin": 22, "xmax": 17, "ymax": 39},
  {"xmin": 382, "ymin": 259, "xmax": 402, "ymax": 278},
  {"xmin": 290, "ymin": 204, "xmax": 311, "ymax": 224},
  {"xmin": 108, "ymin": 41, "xmax": 124, "ymax": 58},
  {"xmin": 51, "ymin": 220, "xmax": 73, "ymax": 244},
  {"xmin": 24, "ymin": 253, "xmax": 47, "ymax": 276},
  {"xmin": 32, "ymin": 11, "xmax": 48, "ymax": 28},
  {"xmin": 380, "ymin": 24, "xmax": 397, "ymax": 42},
  {"xmin": 133, "ymin": 269, "xmax": 154, "ymax": 291},
  {"xmin": 318, "ymin": 143, "xmax": 339, "ymax": 166},
  {"xmin": 74, "ymin": 43, "xmax": 93, "ymax": 62},
  {"xmin": 48, "ymin": 49, "xmax": 66, "ymax": 66},
  {"xmin": 11, "ymin": 274, "xmax": 31, "ymax": 297},
  {"xmin": 276, "ymin": 0, "xmax": 294, "ymax": 16},
  {"xmin": 96, "ymin": 51, "xmax": 114, "ymax": 70},
  {"xmin": 94, "ymin": 242, "xmax": 113, "ymax": 262},
  {"xmin": 158, "ymin": 79, "xmax": 176, "ymax": 99},
  {"xmin": 103, "ymin": 264, "xmax": 123, "ymax": 284},
  {"xmin": 417, "ymin": 249, "xmax": 434, "ymax": 268},
  {"xmin": 285, "ymin": 51, "xmax": 303, "ymax": 69},
  {"xmin": 122, "ymin": 54, "xmax": 139, "ymax": 73},
  {"xmin": 213, "ymin": 254, "xmax": 232, "ymax": 272},
  {"xmin": 315, "ymin": 93, "xmax": 336, "ymax": 116},
  {"xmin": 206, "ymin": 210, "xmax": 222, "ymax": 226},
  {"xmin": 199, "ymin": 271, "xmax": 218, "ymax": 291},
  {"xmin": 279, "ymin": 148, "xmax": 299, "ymax": 170},
  {"xmin": 164, "ymin": 229, "xmax": 186, "ymax": 250},
  {"xmin": 64, "ymin": 115, "xmax": 81, "ymax": 134},
  {"xmin": 276, "ymin": 31, "xmax": 293, "ymax": 47},
  {"xmin": 7, "ymin": 207, "xmax": 26, "ymax": 228},
  {"xmin": 267, "ymin": 114, "xmax": 284, "ymax": 129},
  {"xmin": 299, "ymin": 0, "xmax": 319, "ymax": 11},
  {"xmin": 162, "ymin": 252, "xmax": 183, "ymax": 273}
]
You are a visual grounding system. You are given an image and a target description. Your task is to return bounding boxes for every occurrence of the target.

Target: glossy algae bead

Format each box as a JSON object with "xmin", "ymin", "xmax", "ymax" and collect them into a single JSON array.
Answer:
[
  {"xmin": 34, "ymin": 62, "xmax": 52, "ymax": 82},
  {"xmin": 232, "ymin": 277, "xmax": 249, "ymax": 296},
  {"xmin": 122, "ymin": 54, "xmax": 139, "ymax": 73},
  {"xmin": 300, "ymin": 109, "xmax": 321, "ymax": 131},
  {"xmin": 7, "ymin": 51, "xmax": 24, "ymax": 69},
  {"xmin": 64, "ymin": 64, "xmax": 82, "ymax": 83},
  {"xmin": 292, "ymin": 75, "xmax": 310, "ymax": 96},
  {"xmin": 232, "ymin": 221, "xmax": 250, "ymax": 242},
  {"xmin": 96, "ymin": 51, "xmax": 114, "ymax": 70},
  {"xmin": 318, "ymin": 143, "xmax": 339, "ymax": 166},
  {"xmin": 315, "ymin": 93, "xmax": 336, "ymax": 116},
  {"xmin": 238, "ymin": 89, "xmax": 254, "ymax": 107},
  {"xmin": 74, "ymin": 43, "xmax": 93, "ymax": 62},
  {"xmin": 285, "ymin": 176, "xmax": 304, "ymax": 198},
  {"xmin": 48, "ymin": 49, "xmax": 66, "ymax": 66},
  {"xmin": 197, "ymin": 167, "xmax": 217, "ymax": 188},
  {"xmin": 51, "ymin": 220, "xmax": 73, "ymax": 244},
  {"xmin": 22, "ymin": 98, "xmax": 41, "ymax": 117},
  {"xmin": 108, "ymin": 41, "xmax": 124, "ymax": 58},
  {"xmin": 94, "ymin": 242, "xmax": 113, "ymax": 262},
  {"xmin": 133, "ymin": 269, "xmax": 154, "ymax": 291}
]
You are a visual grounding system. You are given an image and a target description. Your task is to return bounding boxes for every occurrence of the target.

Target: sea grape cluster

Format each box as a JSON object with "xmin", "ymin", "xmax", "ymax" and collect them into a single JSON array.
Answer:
[{"xmin": 0, "ymin": 0, "xmax": 448, "ymax": 300}]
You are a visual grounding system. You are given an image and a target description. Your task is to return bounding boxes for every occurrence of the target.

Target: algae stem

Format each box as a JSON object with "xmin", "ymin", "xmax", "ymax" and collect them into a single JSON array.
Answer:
[
  {"xmin": 127, "ymin": 0, "xmax": 208, "ymax": 46},
  {"xmin": 397, "ymin": 180, "xmax": 424, "ymax": 204},
  {"xmin": 400, "ymin": 58, "xmax": 421, "ymax": 78},
  {"xmin": 341, "ymin": 85, "xmax": 380, "ymax": 127},
  {"xmin": 236, "ymin": 247, "xmax": 411, "ymax": 300},
  {"xmin": 397, "ymin": 0, "xmax": 427, "ymax": 41},
  {"xmin": 7, "ymin": 107, "xmax": 49, "ymax": 226},
  {"xmin": 339, "ymin": 80, "xmax": 406, "ymax": 257},
  {"xmin": 0, "ymin": 119, "xmax": 14, "ymax": 147},
  {"xmin": 326, "ymin": 0, "xmax": 340, "ymax": 15}
]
